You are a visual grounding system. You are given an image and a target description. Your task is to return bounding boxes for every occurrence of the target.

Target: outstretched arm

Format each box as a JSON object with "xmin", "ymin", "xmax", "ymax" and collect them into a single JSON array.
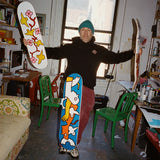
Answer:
[
  {"xmin": 23, "ymin": 38, "xmax": 68, "ymax": 60},
  {"xmin": 98, "ymin": 46, "xmax": 135, "ymax": 64}
]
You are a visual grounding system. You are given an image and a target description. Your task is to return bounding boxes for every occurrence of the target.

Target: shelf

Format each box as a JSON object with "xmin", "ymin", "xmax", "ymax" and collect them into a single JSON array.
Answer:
[
  {"xmin": 0, "ymin": 1, "xmax": 17, "ymax": 27},
  {"xmin": 150, "ymin": 72, "xmax": 160, "ymax": 82},
  {"xmin": 0, "ymin": 42, "xmax": 17, "ymax": 46},
  {"xmin": 150, "ymin": 55, "xmax": 160, "ymax": 58},
  {"xmin": 0, "ymin": 21, "xmax": 18, "ymax": 28},
  {"xmin": 153, "ymin": 37, "xmax": 160, "ymax": 39},
  {"xmin": 0, "ymin": 0, "xmax": 16, "ymax": 9},
  {"xmin": 150, "ymin": 75, "xmax": 160, "ymax": 82},
  {"xmin": 147, "ymin": 1, "xmax": 160, "ymax": 73},
  {"xmin": 0, "ymin": 61, "xmax": 10, "ymax": 66}
]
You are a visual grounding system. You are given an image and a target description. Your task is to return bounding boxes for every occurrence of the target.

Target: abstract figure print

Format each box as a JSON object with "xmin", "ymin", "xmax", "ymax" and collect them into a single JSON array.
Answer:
[{"xmin": 59, "ymin": 73, "xmax": 83, "ymax": 150}]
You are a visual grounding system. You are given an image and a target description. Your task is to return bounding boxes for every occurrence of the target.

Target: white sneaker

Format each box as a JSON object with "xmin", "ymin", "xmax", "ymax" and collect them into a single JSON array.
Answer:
[
  {"xmin": 59, "ymin": 147, "xmax": 69, "ymax": 153},
  {"xmin": 119, "ymin": 120, "xmax": 125, "ymax": 127},
  {"xmin": 69, "ymin": 147, "xmax": 79, "ymax": 158}
]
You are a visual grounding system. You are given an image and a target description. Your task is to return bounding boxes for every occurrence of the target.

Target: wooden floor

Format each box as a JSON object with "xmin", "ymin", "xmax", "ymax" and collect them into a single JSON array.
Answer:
[{"xmin": 16, "ymin": 106, "xmax": 147, "ymax": 160}]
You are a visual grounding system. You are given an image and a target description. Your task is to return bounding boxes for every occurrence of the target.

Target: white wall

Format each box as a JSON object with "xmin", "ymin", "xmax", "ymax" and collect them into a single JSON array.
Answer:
[
  {"xmin": 19, "ymin": 0, "xmax": 157, "ymax": 106},
  {"xmin": 95, "ymin": 0, "xmax": 157, "ymax": 107},
  {"xmin": 113, "ymin": 0, "xmax": 156, "ymax": 80}
]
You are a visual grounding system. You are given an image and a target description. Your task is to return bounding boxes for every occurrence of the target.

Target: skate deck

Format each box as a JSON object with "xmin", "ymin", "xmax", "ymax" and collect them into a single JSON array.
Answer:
[
  {"xmin": 59, "ymin": 73, "xmax": 83, "ymax": 150},
  {"xmin": 17, "ymin": 1, "xmax": 47, "ymax": 69}
]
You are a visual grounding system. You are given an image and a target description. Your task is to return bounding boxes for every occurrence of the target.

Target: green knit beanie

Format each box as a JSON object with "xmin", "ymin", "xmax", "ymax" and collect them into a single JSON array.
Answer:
[{"xmin": 78, "ymin": 20, "xmax": 94, "ymax": 34}]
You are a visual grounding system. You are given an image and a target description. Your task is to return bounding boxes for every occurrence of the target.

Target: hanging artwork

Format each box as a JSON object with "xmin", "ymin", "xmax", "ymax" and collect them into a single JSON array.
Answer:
[{"xmin": 37, "ymin": 13, "xmax": 46, "ymax": 35}]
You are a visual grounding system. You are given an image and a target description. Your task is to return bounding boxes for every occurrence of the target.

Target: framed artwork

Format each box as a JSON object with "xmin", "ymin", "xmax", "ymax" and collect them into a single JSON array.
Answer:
[{"xmin": 37, "ymin": 13, "xmax": 46, "ymax": 35}]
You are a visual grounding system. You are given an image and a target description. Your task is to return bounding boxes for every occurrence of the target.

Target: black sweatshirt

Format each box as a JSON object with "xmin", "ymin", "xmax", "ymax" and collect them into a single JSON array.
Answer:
[{"xmin": 46, "ymin": 37, "xmax": 134, "ymax": 89}]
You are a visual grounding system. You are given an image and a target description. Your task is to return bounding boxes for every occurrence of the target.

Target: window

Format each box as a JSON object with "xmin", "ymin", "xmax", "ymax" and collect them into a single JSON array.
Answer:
[{"xmin": 60, "ymin": 0, "xmax": 118, "ymax": 78}]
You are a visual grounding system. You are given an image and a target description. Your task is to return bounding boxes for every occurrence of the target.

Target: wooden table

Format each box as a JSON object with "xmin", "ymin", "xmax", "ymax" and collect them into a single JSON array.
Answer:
[
  {"xmin": 131, "ymin": 101, "xmax": 143, "ymax": 152},
  {"xmin": 2, "ymin": 70, "xmax": 41, "ymax": 82},
  {"xmin": 2, "ymin": 70, "xmax": 41, "ymax": 103}
]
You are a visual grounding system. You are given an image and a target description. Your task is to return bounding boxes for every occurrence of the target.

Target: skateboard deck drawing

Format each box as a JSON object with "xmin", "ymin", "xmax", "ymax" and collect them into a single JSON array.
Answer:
[
  {"xmin": 17, "ymin": 1, "xmax": 47, "ymax": 69},
  {"xmin": 59, "ymin": 73, "xmax": 83, "ymax": 150},
  {"xmin": 132, "ymin": 18, "xmax": 147, "ymax": 90}
]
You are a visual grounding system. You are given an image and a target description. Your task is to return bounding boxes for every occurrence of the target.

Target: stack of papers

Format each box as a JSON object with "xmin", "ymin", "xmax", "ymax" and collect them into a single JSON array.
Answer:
[
  {"xmin": 20, "ymin": 73, "xmax": 29, "ymax": 78},
  {"xmin": 140, "ymin": 107, "xmax": 160, "ymax": 128}
]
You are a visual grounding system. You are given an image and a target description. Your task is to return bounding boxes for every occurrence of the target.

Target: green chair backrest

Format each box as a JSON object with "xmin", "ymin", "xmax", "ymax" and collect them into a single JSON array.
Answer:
[
  {"xmin": 39, "ymin": 75, "xmax": 53, "ymax": 103},
  {"xmin": 115, "ymin": 92, "xmax": 138, "ymax": 119}
]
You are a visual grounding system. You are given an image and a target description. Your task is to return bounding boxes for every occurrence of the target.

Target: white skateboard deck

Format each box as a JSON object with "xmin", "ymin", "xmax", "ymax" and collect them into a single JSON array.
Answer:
[{"xmin": 17, "ymin": 1, "xmax": 47, "ymax": 69}]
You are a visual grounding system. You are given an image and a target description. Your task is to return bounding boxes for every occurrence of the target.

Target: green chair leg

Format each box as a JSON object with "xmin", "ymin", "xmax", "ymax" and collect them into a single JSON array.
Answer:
[
  {"xmin": 111, "ymin": 122, "xmax": 116, "ymax": 148},
  {"xmin": 47, "ymin": 106, "xmax": 51, "ymax": 120},
  {"xmin": 104, "ymin": 119, "xmax": 109, "ymax": 133},
  {"xmin": 38, "ymin": 105, "xmax": 44, "ymax": 127},
  {"xmin": 92, "ymin": 112, "xmax": 98, "ymax": 137},
  {"xmin": 124, "ymin": 118, "xmax": 129, "ymax": 142}
]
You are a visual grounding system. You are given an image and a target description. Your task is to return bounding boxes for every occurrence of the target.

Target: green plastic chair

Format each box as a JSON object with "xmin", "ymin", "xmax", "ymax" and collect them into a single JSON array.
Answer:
[
  {"xmin": 92, "ymin": 92, "xmax": 138, "ymax": 148},
  {"xmin": 38, "ymin": 75, "xmax": 61, "ymax": 127}
]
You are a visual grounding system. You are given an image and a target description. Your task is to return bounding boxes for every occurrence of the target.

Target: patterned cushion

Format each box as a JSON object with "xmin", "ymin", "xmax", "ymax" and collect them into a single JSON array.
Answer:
[
  {"xmin": 0, "ymin": 115, "xmax": 31, "ymax": 160},
  {"xmin": 0, "ymin": 95, "xmax": 31, "ymax": 160},
  {"xmin": 0, "ymin": 95, "xmax": 30, "ymax": 117}
]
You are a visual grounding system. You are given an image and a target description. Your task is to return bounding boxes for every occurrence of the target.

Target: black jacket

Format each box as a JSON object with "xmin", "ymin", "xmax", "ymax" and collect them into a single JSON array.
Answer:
[{"xmin": 46, "ymin": 37, "xmax": 134, "ymax": 89}]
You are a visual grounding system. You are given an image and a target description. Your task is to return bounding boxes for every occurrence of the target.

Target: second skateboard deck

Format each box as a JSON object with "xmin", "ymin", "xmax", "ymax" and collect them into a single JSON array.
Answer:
[{"xmin": 17, "ymin": 1, "xmax": 47, "ymax": 69}]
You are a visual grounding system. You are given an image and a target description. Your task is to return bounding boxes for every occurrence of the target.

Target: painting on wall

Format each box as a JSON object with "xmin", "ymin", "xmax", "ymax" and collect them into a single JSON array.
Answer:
[{"xmin": 37, "ymin": 13, "xmax": 46, "ymax": 35}]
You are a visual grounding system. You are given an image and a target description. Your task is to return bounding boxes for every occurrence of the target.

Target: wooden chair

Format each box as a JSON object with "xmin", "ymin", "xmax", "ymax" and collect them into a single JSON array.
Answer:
[{"xmin": 51, "ymin": 73, "xmax": 61, "ymax": 98}]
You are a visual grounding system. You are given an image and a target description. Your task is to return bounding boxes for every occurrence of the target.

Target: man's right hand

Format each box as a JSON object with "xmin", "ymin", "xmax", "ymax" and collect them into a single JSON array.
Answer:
[{"xmin": 23, "ymin": 38, "xmax": 29, "ymax": 46}]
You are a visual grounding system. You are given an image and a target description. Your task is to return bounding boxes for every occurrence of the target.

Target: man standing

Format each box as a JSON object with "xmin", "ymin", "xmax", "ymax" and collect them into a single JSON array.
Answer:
[{"xmin": 24, "ymin": 20, "xmax": 134, "ymax": 158}]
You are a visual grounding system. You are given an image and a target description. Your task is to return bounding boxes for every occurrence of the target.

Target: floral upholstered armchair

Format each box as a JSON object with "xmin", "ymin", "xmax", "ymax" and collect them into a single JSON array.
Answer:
[{"xmin": 0, "ymin": 95, "xmax": 31, "ymax": 160}]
